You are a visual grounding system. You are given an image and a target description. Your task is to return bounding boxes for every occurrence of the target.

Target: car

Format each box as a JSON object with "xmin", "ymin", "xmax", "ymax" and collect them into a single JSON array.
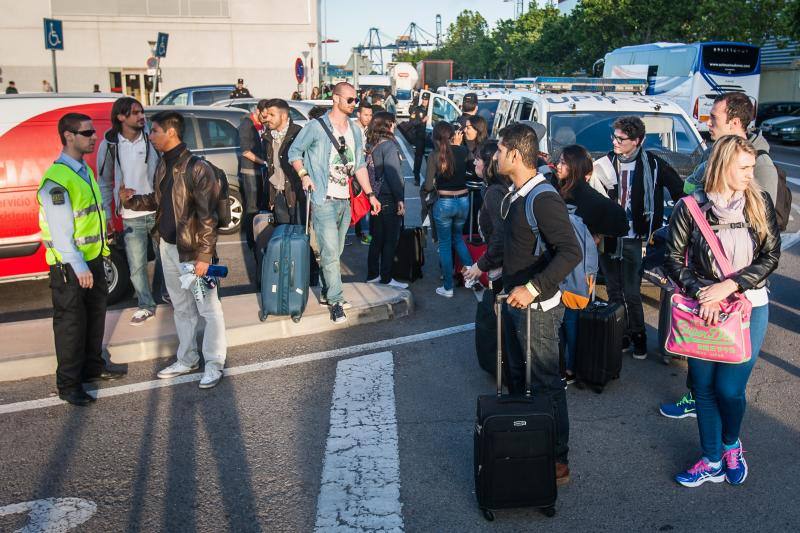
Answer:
[
  {"xmin": 210, "ymin": 98, "xmax": 327, "ymax": 127},
  {"xmin": 756, "ymin": 101, "xmax": 800, "ymax": 126},
  {"xmin": 145, "ymin": 105, "xmax": 248, "ymax": 236},
  {"xmin": 760, "ymin": 108, "xmax": 800, "ymax": 143},
  {"xmin": 157, "ymin": 85, "xmax": 236, "ymax": 106}
]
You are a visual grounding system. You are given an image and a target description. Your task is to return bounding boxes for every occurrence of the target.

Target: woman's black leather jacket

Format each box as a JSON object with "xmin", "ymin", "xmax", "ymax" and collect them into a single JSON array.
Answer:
[{"xmin": 664, "ymin": 191, "xmax": 781, "ymax": 299}]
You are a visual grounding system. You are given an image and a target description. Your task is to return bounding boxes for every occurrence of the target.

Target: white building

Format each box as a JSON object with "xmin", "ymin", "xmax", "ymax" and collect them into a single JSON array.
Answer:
[
  {"xmin": 557, "ymin": 0, "xmax": 579, "ymax": 14},
  {"xmin": 0, "ymin": 0, "xmax": 321, "ymax": 103}
]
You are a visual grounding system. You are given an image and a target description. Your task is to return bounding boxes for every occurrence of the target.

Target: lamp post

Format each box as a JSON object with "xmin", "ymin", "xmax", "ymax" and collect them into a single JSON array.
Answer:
[{"xmin": 301, "ymin": 50, "xmax": 310, "ymax": 98}]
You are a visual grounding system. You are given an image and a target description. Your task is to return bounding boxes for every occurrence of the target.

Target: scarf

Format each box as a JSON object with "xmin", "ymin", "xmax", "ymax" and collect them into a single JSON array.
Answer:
[
  {"xmin": 616, "ymin": 146, "xmax": 655, "ymax": 220},
  {"xmin": 705, "ymin": 191, "xmax": 753, "ymax": 277}
]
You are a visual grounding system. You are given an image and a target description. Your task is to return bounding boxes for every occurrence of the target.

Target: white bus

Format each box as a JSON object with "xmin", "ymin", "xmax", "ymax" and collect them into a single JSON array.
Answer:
[{"xmin": 601, "ymin": 42, "xmax": 761, "ymax": 132}]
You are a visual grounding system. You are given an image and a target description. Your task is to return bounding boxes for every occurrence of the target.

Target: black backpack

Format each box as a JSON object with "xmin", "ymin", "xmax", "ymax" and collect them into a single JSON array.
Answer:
[
  {"xmin": 187, "ymin": 156, "xmax": 232, "ymax": 229},
  {"xmin": 757, "ymin": 150, "xmax": 792, "ymax": 231}
]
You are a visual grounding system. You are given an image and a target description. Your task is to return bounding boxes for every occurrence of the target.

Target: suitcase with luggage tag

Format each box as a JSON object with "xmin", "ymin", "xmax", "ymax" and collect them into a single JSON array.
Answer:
[{"xmin": 474, "ymin": 294, "xmax": 558, "ymax": 521}]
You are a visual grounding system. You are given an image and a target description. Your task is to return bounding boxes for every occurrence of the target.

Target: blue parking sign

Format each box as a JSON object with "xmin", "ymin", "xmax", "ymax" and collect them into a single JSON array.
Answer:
[
  {"xmin": 155, "ymin": 33, "xmax": 169, "ymax": 58},
  {"xmin": 43, "ymin": 18, "xmax": 63, "ymax": 51}
]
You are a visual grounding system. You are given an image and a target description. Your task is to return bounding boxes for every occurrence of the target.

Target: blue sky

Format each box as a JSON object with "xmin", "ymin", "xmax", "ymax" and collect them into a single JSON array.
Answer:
[{"xmin": 323, "ymin": 0, "xmax": 539, "ymax": 65}]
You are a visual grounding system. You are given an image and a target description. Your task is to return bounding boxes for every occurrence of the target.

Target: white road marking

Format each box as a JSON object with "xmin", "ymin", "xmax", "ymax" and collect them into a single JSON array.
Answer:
[
  {"xmin": 0, "ymin": 323, "xmax": 474, "ymax": 415},
  {"xmin": 0, "ymin": 498, "xmax": 96, "ymax": 532},
  {"xmin": 787, "ymin": 177, "xmax": 800, "ymax": 187},
  {"xmin": 774, "ymin": 160, "xmax": 800, "ymax": 169},
  {"xmin": 396, "ymin": 136, "xmax": 416, "ymax": 172},
  {"xmin": 216, "ymin": 240, "xmax": 247, "ymax": 246},
  {"xmin": 314, "ymin": 351, "xmax": 403, "ymax": 532}
]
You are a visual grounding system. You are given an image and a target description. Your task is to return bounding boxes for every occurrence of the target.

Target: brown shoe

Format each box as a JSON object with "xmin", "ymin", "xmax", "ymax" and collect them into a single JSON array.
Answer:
[{"xmin": 556, "ymin": 462, "xmax": 570, "ymax": 486}]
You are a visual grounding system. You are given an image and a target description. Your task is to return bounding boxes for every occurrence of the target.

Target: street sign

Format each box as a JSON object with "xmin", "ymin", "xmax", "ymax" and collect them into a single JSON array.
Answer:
[
  {"xmin": 295, "ymin": 58, "xmax": 305, "ymax": 84},
  {"xmin": 146, "ymin": 56, "xmax": 158, "ymax": 69},
  {"xmin": 43, "ymin": 18, "xmax": 63, "ymax": 51},
  {"xmin": 155, "ymin": 32, "xmax": 169, "ymax": 58}
]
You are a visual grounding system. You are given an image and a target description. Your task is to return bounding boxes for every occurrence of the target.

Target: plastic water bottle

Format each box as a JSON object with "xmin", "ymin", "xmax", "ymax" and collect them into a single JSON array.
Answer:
[{"xmin": 206, "ymin": 264, "xmax": 228, "ymax": 278}]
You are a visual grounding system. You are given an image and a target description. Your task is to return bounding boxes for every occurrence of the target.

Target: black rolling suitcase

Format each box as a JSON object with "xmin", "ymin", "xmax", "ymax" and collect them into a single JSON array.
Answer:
[
  {"xmin": 574, "ymin": 300, "xmax": 625, "ymax": 393},
  {"xmin": 392, "ymin": 221, "xmax": 425, "ymax": 282},
  {"xmin": 475, "ymin": 294, "xmax": 558, "ymax": 521},
  {"xmin": 257, "ymin": 204, "xmax": 310, "ymax": 323},
  {"xmin": 658, "ymin": 283, "xmax": 676, "ymax": 362}
]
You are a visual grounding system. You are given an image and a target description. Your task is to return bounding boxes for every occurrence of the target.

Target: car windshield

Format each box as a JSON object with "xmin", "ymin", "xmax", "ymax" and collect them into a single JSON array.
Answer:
[
  {"xmin": 547, "ymin": 111, "xmax": 705, "ymax": 177},
  {"xmin": 396, "ymin": 90, "xmax": 412, "ymax": 100},
  {"xmin": 477, "ymin": 100, "xmax": 499, "ymax": 132}
]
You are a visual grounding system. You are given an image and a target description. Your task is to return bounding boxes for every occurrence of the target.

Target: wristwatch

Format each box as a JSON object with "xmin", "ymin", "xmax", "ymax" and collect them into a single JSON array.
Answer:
[{"xmin": 367, "ymin": 192, "xmax": 376, "ymax": 198}]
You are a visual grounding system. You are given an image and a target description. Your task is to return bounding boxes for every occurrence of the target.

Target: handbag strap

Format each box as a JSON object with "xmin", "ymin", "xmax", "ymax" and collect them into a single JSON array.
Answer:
[
  {"xmin": 683, "ymin": 196, "xmax": 736, "ymax": 278},
  {"xmin": 316, "ymin": 117, "xmax": 347, "ymax": 160}
]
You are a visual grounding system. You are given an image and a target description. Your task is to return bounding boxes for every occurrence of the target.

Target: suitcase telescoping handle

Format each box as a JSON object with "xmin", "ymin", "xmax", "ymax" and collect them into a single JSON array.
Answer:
[
  {"xmin": 494, "ymin": 293, "xmax": 533, "ymax": 397},
  {"xmin": 304, "ymin": 199, "xmax": 310, "ymax": 236}
]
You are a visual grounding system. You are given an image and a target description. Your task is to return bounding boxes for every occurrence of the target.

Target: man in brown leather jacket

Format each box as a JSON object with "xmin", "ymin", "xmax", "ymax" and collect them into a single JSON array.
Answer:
[{"xmin": 122, "ymin": 110, "xmax": 227, "ymax": 389}]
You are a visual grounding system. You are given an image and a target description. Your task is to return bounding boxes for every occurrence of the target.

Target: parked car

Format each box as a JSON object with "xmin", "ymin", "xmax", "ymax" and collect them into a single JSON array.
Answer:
[
  {"xmin": 760, "ymin": 107, "xmax": 800, "ymax": 143},
  {"xmin": 0, "ymin": 93, "xmax": 133, "ymax": 302},
  {"xmin": 145, "ymin": 105, "xmax": 248, "ymax": 236},
  {"xmin": 211, "ymin": 98, "xmax": 323, "ymax": 127},
  {"xmin": 756, "ymin": 101, "xmax": 800, "ymax": 126},
  {"xmin": 157, "ymin": 85, "xmax": 235, "ymax": 106}
]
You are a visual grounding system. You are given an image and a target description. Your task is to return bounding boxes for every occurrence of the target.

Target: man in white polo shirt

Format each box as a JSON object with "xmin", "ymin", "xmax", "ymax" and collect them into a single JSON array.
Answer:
[{"xmin": 98, "ymin": 97, "xmax": 161, "ymax": 325}]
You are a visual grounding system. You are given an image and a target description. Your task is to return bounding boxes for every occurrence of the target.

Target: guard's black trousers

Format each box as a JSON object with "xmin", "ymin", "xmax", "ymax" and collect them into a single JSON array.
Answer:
[{"xmin": 50, "ymin": 257, "xmax": 108, "ymax": 394}]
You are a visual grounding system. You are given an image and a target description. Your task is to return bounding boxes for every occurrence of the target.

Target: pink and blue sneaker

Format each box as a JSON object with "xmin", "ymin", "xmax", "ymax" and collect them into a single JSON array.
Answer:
[
  {"xmin": 675, "ymin": 458, "xmax": 725, "ymax": 487},
  {"xmin": 722, "ymin": 441, "xmax": 748, "ymax": 485}
]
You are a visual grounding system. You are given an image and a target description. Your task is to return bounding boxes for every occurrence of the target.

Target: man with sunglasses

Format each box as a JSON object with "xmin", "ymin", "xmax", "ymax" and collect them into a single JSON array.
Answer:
[
  {"xmin": 592, "ymin": 116, "xmax": 684, "ymax": 360},
  {"xmin": 288, "ymin": 82, "xmax": 381, "ymax": 323},
  {"xmin": 38, "ymin": 113, "xmax": 126, "ymax": 406}
]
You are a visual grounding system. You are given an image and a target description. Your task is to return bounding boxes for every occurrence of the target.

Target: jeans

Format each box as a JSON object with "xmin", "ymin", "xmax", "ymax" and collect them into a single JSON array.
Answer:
[
  {"xmin": 599, "ymin": 238, "xmax": 645, "ymax": 338},
  {"xmin": 160, "ymin": 242, "xmax": 226, "ymax": 368},
  {"xmin": 561, "ymin": 308, "xmax": 579, "ymax": 373},
  {"xmin": 432, "ymin": 197, "xmax": 473, "ymax": 291},
  {"xmin": 312, "ymin": 198, "xmax": 350, "ymax": 305},
  {"xmin": 689, "ymin": 304, "xmax": 769, "ymax": 462},
  {"xmin": 503, "ymin": 302, "xmax": 570, "ymax": 463},
  {"xmin": 367, "ymin": 206, "xmax": 401, "ymax": 283},
  {"xmin": 123, "ymin": 213, "xmax": 157, "ymax": 312}
]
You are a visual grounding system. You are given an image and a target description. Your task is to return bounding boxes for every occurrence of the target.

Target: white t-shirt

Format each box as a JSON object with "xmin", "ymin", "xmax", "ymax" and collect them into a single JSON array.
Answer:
[
  {"xmin": 327, "ymin": 124, "xmax": 355, "ymax": 200},
  {"xmin": 118, "ymin": 132, "xmax": 155, "ymax": 218}
]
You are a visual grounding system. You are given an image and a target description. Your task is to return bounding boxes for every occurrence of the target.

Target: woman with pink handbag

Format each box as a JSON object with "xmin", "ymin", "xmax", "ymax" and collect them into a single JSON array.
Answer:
[{"xmin": 664, "ymin": 135, "xmax": 781, "ymax": 488}]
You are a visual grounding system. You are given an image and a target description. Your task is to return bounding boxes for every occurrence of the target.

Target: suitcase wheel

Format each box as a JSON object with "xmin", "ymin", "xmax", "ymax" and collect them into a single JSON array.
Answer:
[
  {"xmin": 291, "ymin": 314, "xmax": 302, "ymax": 323},
  {"xmin": 258, "ymin": 311, "xmax": 268, "ymax": 322},
  {"xmin": 613, "ymin": 373, "xmax": 620, "ymax": 380},
  {"xmin": 481, "ymin": 509, "xmax": 495, "ymax": 522},
  {"xmin": 592, "ymin": 385, "xmax": 604, "ymax": 394},
  {"xmin": 542, "ymin": 506, "xmax": 556, "ymax": 518}
]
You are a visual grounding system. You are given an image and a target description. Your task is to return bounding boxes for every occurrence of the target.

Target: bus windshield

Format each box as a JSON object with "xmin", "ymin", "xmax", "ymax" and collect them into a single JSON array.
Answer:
[{"xmin": 701, "ymin": 44, "xmax": 759, "ymax": 75}]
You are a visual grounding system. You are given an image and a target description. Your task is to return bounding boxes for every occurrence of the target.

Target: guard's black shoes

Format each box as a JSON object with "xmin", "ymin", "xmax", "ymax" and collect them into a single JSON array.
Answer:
[
  {"xmin": 84, "ymin": 368, "xmax": 126, "ymax": 383},
  {"xmin": 59, "ymin": 390, "xmax": 93, "ymax": 406}
]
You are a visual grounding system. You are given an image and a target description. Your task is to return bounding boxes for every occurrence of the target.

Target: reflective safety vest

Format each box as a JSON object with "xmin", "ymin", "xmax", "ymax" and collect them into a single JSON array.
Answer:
[{"xmin": 38, "ymin": 162, "xmax": 109, "ymax": 265}]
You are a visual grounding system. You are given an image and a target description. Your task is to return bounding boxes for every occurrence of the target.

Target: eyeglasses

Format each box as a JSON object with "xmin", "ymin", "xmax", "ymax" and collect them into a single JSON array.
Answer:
[
  {"xmin": 338, "ymin": 136, "xmax": 346, "ymax": 147},
  {"xmin": 500, "ymin": 191, "xmax": 514, "ymax": 221},
  {"xmin": 71, "ymin": 129, "xmax": 96, "ymax": 137},
  {"xmin": 611, "ymin": 133, "xmax": 631, "ymax": 143},
  {"xmin": 337, "ymin": 96, "xmax": 357, "ymax": 104}
]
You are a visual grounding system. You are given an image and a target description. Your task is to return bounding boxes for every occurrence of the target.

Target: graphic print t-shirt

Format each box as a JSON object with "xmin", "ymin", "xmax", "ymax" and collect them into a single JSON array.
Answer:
[
  {"xmin": 617, "ymin": 160, "xmax": 637, "ymax": 238},
  {"xmin": 327, "ymin": 125, "xmax": 356, "ymax": 199}
]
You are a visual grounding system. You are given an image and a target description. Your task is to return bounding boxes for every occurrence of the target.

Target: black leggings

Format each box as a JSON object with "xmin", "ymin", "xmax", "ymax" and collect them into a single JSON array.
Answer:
[{"xmin": 367, "ymin": 206, "xmax": 401, "ymax": 283}]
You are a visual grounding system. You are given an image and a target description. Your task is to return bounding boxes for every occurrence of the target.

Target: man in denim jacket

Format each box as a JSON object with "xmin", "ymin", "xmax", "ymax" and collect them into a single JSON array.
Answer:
[{"xmin": 288, "ymin": 82, "xmax": 381, "ymax": 323}]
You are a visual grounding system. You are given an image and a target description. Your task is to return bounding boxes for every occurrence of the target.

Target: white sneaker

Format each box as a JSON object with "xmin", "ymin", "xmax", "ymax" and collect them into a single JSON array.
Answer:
[
  {"xmin": 157, "ymin": 361, "xmax": 199, "ymax": 379},
  {"xmin": 367, "ymin": 276, "xmax": 381, "ymax": 283},
  {"xmin": 388, "ymin": 279, "xmax": 409, "ymax": 289},
  {"xmin": 199, "ymin": 365, "xmax": 223, "ymax": 389},
  {"xmin": 130, "ymin": 308, "xmax": 155, "ymax": 326},
  {"xmin": 435, "ymin": 286, "xmax": 453, "ymax": 298}
]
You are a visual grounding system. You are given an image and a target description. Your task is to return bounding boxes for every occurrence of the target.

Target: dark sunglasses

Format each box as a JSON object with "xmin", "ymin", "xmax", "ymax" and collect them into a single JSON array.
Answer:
[
  {"xmin": 338, "ymin": 136, "xmax": 346, "ymax": 147},
  {"xmin": 71, "ymin": 129, "xmax": 96, "ymax": 137},
  {"xmin": 344, "ymin": 97, "xmax": 357, "ymax": 104}
]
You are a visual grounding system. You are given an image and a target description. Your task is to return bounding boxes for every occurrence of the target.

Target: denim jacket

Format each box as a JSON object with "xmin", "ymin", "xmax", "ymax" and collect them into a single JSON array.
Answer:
[{"xmin": 287, "ymin": 112, "xmax": 366, "ymax": 206}]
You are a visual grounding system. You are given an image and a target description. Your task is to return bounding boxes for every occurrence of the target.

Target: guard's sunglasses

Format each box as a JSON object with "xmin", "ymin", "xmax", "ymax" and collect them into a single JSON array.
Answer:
[{"xmin": 71, "ymin": 129, "xmax": 96, "ymax": 137}]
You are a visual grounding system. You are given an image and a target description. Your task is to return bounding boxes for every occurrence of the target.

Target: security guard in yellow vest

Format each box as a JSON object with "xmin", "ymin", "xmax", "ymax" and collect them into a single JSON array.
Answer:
[{"xmin": 38, "ymin": 113, "xmax": 126, "ymax": 406}]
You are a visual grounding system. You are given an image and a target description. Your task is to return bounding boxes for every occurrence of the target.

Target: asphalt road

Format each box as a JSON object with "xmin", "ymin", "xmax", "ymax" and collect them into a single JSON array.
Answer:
[{"xmin": 0, "ymin": 139, "xmax": 799, "ymax": 532}]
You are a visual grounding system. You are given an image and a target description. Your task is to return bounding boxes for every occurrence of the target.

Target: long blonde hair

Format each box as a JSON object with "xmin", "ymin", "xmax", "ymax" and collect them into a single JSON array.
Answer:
[{"xmin": 703, "ymin": 135, "xmax": 769, "ymax": 241}]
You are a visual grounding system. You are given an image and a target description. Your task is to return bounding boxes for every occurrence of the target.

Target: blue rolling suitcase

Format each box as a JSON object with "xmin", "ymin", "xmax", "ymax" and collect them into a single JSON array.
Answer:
[{"xmin": 258, "ymin": 205, "xmax": 310, "ymax": 323}]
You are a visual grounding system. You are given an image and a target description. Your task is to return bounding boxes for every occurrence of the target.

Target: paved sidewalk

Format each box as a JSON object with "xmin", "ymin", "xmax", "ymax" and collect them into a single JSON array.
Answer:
[{"xmin": 0, "ymin": 283, "xmax": 413, "ymax": 382}]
